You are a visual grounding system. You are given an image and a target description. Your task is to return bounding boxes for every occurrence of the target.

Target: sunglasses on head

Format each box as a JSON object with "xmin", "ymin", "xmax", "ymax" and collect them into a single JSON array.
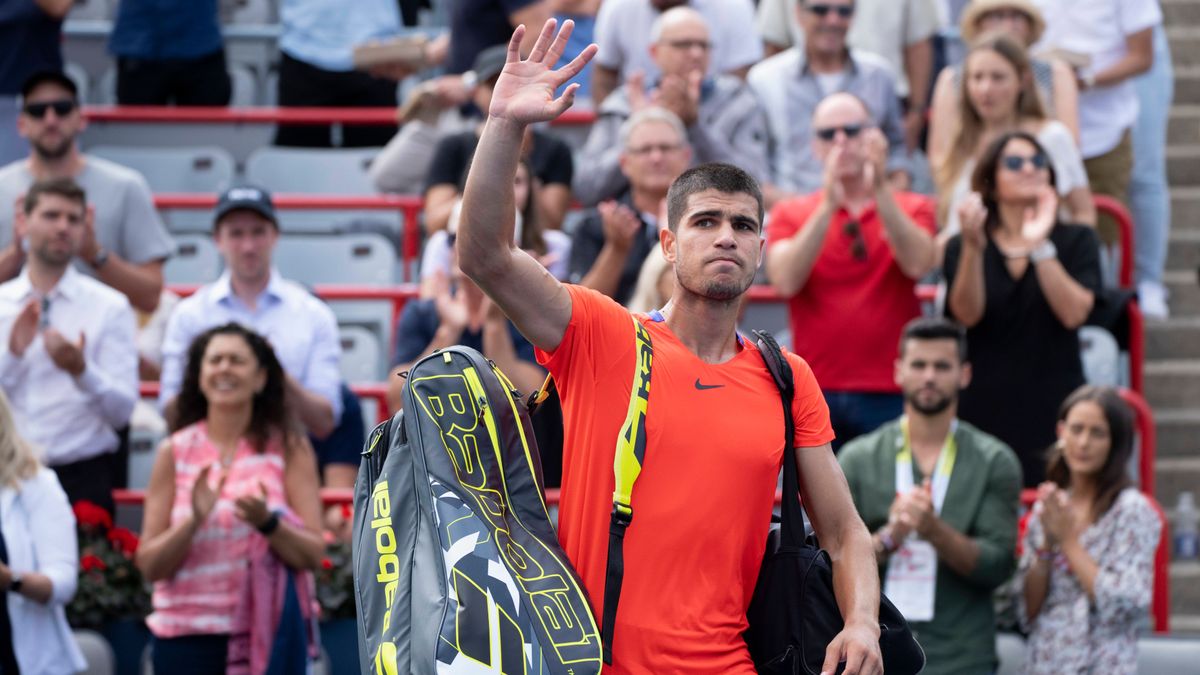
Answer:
[
  {"xmin": 23, "ymin": 99, "xmax": 76, "ymax": 119},
  {"xmin": 1000, "ymin": 153, "xmax": 1049, "ymax": 172},
  {"xmin": 814, "ymin": 124, "xmax": 864, "ymax": 141},
  {"xmin": 807, "ymin": 3, "xmax": 854, "ymax": 19},
  {"xmin": 843, "ymin": 219, "xmax": 867, "ymax": 261}
]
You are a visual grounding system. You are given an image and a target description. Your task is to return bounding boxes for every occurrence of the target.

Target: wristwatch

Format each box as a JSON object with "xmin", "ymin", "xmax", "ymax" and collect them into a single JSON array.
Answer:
[
  {"xmin": 461, "ymin": 69, "xmax": 479, "ymax": 92},
  {"xmin": 8, "ymin": 574, "xmax": 23, "ymax": 594},
  {"xmin": 1030, "ymin": 240, "xmax": 1058, "ymax": 264},
  {"xmin": 90, "ymin": 246, "xmax": 110, "ymax": 269}
]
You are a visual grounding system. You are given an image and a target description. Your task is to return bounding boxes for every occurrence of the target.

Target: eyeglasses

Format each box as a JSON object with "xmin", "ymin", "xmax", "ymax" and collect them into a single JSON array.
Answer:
[
  {"xmin": 843, "ymin": 219, "xmax": 867, "ymax": 261},
  {"xmin": 22, "ymin": 99, "xmax": 76, "ymax": 119},
  {"xmin": 626, "ymin": 142, "xmax": 683, "ymax": 157},
  {"xmin": 663, "ymin": 39, "xmax": 711, "ymax": 51},
  {"xmin": 807, "ymin": 3, "xmax": 854, "ymax": 19},
  {"xmin": 814, "ymin": 124, "xmax": 864, "ymax": 141},
  {"xmin": 1000, "ymin": 153, "xmax": 1049, "ymax": 172}
]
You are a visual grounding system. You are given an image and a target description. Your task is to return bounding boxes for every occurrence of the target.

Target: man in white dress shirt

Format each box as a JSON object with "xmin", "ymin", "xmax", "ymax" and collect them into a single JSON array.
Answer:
[
  {"xmin": 159, "ymin": 185, "xmax": 343, "ymax": 439},
  {"xmin": 0, "ymin": 178, "xmax": 138, "ymax": 513}
]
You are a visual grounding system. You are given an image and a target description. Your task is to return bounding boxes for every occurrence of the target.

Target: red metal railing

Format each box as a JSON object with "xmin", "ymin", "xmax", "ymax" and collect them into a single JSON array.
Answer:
[
  {"xmin": 84, "ymin": 105, "xmax": 597, "ymax": 127},
  {"xmin": 1094, "ymin": 194, "xmax": 1135, "ymax": 290}
]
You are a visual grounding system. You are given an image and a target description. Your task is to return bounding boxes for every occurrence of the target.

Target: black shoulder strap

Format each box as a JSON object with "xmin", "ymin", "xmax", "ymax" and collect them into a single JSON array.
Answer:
[{"xmin": 752, "ymin": 330, "xmax": 805, "ymax": 548}]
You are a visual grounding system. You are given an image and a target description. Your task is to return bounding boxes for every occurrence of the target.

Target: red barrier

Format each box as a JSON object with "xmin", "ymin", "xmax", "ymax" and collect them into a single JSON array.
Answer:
[
  {"xmin": 1094, "ymin": 194, "xmax": 1135, "ymax": 290},
  {"xmin": 84, "ymin": 105, "xmax": 596, "ymax": 127}
]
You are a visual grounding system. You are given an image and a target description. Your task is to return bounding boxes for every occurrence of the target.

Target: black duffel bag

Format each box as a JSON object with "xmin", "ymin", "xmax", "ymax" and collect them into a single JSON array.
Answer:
[{"xmin": 745, "ymin": 331, "xmax": 925, "ymax": 675}]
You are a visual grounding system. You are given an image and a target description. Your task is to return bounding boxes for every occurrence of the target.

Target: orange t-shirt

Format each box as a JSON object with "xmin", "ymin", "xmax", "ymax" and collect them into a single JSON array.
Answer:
[{"xmin": 536, "ymin": 286, "xmax": 835, "ymax": 673}]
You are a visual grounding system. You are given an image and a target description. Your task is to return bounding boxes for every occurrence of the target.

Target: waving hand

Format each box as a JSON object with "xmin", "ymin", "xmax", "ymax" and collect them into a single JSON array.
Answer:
[{"xmin": 488, "ymin": 19, "xmax": 598, "ymax": 125}]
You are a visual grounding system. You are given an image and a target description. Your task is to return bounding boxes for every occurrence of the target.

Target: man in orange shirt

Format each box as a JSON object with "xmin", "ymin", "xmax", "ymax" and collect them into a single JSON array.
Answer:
[{"xmin": 457, "ymin": 19, "xmax": 883, "ymax": 674}]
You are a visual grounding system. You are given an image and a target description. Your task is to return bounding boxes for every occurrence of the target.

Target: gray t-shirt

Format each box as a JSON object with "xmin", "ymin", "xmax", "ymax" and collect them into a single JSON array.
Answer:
[{"xmin": 0, "ymin": 156, "xmax": 174, "ymax": 277}]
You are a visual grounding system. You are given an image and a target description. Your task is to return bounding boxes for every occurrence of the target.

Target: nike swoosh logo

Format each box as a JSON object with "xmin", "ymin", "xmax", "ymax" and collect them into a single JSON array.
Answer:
[{"xmin": 694, "ymin": 378, "xmax": 725, "ymax": 391}]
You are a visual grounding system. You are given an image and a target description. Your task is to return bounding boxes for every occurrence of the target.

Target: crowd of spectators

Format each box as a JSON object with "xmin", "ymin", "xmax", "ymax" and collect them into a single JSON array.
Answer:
[{"xmin": 0, "ymin": 0, "xmax": 1179, "ymax": 672}]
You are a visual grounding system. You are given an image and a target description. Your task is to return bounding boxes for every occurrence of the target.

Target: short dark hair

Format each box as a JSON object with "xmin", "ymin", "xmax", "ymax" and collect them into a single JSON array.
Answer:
[
  {"xmin": 899, "ymin": 317, "xmax": 968, "ymax": 362},
  {"xmin": 970, "ymin": 130, "xmax": 1057, "ymax": 231},
  {"xmin": 665, "ymin": 162, "xmax": 763, "ymax": 232},
  {"xmin": 23, "ymin": 177, "xmax": 86, "ymax": 215}
]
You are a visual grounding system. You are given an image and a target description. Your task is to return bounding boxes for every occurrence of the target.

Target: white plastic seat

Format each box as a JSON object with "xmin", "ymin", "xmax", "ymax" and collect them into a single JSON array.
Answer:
[
  {"xmin": 74, "ymin": 629, "xmax": 116, "ymax": 675},
  {"xmin": 64, "ymin": 62, "xmax": 91, "ymax": 105},
  {"xmin": 274, "ymin": 233, "xmax": 397, "ymax": 286},
  {"xmin": 89, "ymin": 145, "xmax": 236, "ymax": 193},
  {"xmin": 245, "ymin": 147, "xmax": 382, "ymax": 195},
  {"xmin": 339, "ymin": 325, "xmax": 385, "ymax": 383},
  {"xmin": 68, "ymin": 0, "xmax": 111, "ymax": 21},
  {"xmin": 163, "ymin": 234, "xmax": 222, "ymax": 285},
  {"xmin": 229, "ymin": 63, "xmax": 259, "ymax": 106},
  {"xmin": 995, "ymin": 632, "xmax": 1025, "ymax": 675},
  {"xmin": 222, "ymin": 0, "xmax": 277, "ymax": 24},
  {"xmin": 329, "ymin": 301, "xmax": 394, "ymax": 375}
]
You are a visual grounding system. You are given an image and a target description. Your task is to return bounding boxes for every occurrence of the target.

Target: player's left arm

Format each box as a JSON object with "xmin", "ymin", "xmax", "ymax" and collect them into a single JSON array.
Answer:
[{"xmin": 796, "ymin": 443, "xmax": 883, "ymax": 675}]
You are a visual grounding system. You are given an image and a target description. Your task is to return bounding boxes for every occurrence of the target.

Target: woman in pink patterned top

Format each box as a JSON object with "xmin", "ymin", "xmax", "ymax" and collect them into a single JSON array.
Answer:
[
  {"xmin": 136, "ymin": 323, "xmax": 325, "ymax": 673},
  {"xmin": 1015, "ymin": 386, "xmax": 1159, "ymax": 674}
]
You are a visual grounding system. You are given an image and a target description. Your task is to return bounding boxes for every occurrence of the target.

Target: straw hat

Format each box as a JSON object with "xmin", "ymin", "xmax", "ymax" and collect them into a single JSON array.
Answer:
[{"xmin": 960, "ymin": 0, "xmax": 1046, "ymax": 46}]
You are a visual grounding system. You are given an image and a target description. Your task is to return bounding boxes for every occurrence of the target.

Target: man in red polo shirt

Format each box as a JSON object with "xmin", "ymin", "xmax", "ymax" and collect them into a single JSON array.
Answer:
[{"xmin": 766, "ymin": 92, "xmax": 937, "ymax": 450}]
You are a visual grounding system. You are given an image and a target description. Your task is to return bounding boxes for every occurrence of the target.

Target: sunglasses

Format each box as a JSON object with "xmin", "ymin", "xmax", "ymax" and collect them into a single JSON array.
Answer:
[
  {"xmin": 22, "ymin": 99, "xmax": 76, "ymax": 119},
  {"xmin": 1000, "ymin": 153, "xmax": 1049, "ymax": 172},
  {"xmin": 814, "ymin": 124, "xmax": 864, "ymax": 141},
  {"xmin": 843, "ymin": 219, "xmax": 867, "ymax": 261},
  {"xmin": 807, "ymin": 4, "xmax": 854, "ymax": 19}
]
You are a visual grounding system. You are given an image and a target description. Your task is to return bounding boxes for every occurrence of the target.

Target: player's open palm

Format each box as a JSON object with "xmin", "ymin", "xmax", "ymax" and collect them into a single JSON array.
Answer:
[{"xmin": 488, "ymin": 19, "xmax": 597, "ymax": 125}]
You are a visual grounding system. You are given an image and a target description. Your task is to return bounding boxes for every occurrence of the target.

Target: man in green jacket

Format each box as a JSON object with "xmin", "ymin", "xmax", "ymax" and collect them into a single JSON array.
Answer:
[{"xmin": 839, "ymin": 317, "xmax": 1022, "ymax": 675}]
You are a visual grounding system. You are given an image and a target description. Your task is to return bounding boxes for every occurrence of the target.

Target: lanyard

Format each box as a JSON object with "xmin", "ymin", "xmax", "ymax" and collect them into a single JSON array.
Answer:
[{"xmin": 895, "ymin": 417, "xmax": 958, "ymax": 515}]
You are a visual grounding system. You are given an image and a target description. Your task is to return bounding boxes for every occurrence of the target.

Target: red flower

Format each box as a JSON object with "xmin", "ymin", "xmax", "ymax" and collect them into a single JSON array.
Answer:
[
  {"xmin": 107, "ymin": 527, "xmax": 140, "ymax": 556},
  {"xmin": 81, "ymin": 554, "xmax": 107, "ymax": 572},
  {"xmin": 73, "ymin": 501, "xmax": 113, "ymax": 530},
  {"xmin": 340, "ymin": 503, "xmax": 353, "ymax": 520},
  {"xmin": 321, "ymin": 558, "xmax": 334, "ymax": 571}
]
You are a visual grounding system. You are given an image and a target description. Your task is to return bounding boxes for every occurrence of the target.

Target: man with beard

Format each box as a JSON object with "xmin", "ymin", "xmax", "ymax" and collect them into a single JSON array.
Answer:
[
  {"xmin": 837, "ymin": 317, "xmax": 1021, "ymax": 675},
  {"xmin": 0, "ymin": 71, "xmax": 173, "ymax": 314},
  {"xmin": 456, "ymin": 19, "xmax": 883, "ymax": 673},
  {"xmin": 0, "ymin": 178, "xmax": 137, "ymax": 513}
]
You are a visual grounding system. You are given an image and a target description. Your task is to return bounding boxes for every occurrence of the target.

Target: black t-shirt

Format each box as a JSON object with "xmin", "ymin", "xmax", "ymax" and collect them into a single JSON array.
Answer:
[
  {"xmin": 566, "ymin": 191, "xmax": 658, "ymax": 306},
  {"xmin": 423, "ymin": 129, "xmax": 574, "ymax": 194},
  {"xmin": 0, "ymin": 1, "xmax": 63, "ymax": 95},
  {"xmin": 447, "ymin": 0, "xmax": 538, "ymax": 74},
  {"xmin": 943, "ymin": 223, "xmax": 1102, "ymax": 486}
]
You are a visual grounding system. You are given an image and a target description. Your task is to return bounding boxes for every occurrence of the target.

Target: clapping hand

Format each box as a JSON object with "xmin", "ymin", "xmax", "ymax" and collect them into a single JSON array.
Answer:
[
  {"xmin": 1037, "ymin": 482, "xmax": 1077, "ymax": 546},
  {"xmin": 191, "ymin": 465, "xmax": 226, "ymax": 524},
  {"xmin": 598, "ymin": 200, "xmax": 641, "ymax": 252},
  {"xmin": 487, "ymin": 19, "xmax": 597, "ymax": 125},
  {"xmin": 862, "ymin": 128, "xmax": 889, "ymax": 190},
  {"xmin": 43, "ymin": 328, "xmax": 85, "ymax": 376},
  {"xmin": 654, "ymin": 70, "xmax": 702, "ymax": 126},
  {"xmin": 821, "ymin": 146, "xmax": 847, "ymax": 211},
  {"xmin": 234, "ymin": 481, "xmax": 272, "ymax": 529},
  {"xmin": 7, "ymin": 299, "xmax": 40, "ymax": 357},
  {"xmin": 957, "ymin": 192, "xmax": 988, "ymax": 251},
  {"xmin": 432, "ymin": 271, "xmax": 471, "ymax": 332},
  {"xmin": 1021, "ymin": 185, "xmax": 1058, "ymax": 246}
]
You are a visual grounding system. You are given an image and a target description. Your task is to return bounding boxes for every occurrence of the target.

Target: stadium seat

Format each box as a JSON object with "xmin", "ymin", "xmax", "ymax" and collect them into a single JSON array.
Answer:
[
  {"xmin": 1080, "ymin": 326, "xmax": 1122, "ymax": 387},
  {"xmin": 96, "ymin": 67, "xmax": 117, "ymax": 105},
  {"xmin": 222, "ymin": 0, "xmax": 277, "ymax": 24},
  {"xmin": 68, "ymin": 0, "xmax": 111, "ymax": 21},
  {"xmin": 229, "ymin": 64, "xmax": 259, "ymax": 106},
  {"xmin": 64, "ymin": 62, "xmax": 91, "ymax": 105},
  {"xmin": 163, "ymin": 234, "xmax": 222, "ymax": 285},
  {"xmin": 995, "ymin": 632, "xmax": 1024, "ymax": 675},
  {"xmin": 74, "ymin": 629, "xmax": 116, "ymax": 675},
  {"xmin": 89, "ymin": 145, "xmax": 236, "ymax": 193},
  {"xmin": 274, "ymin": 233, "xmax": 398, "ymax": 286},
  {"xmin": 275, "ymin": 210, "xmax": 404, "ymax": 239},
  {"xmin": 339, "ymin": 325, "xmax": 385, "ymax": 382},
  {"xmin": 245, "ymin": 147, "xmax": 382, "ymax": 195},
  {"xmin": 329, "ymin": 301, "xmax": 394, "ymax": 375},
  {"xmin": 1138, "ymin": 635, "xmax": 1200, "ymax": 672}
]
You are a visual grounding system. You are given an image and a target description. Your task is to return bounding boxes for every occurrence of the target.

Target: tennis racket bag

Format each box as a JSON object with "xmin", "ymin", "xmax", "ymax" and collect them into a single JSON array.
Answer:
[{"xmin": 352, "ymin": 346, "xmax": 603, "ymax": 675}]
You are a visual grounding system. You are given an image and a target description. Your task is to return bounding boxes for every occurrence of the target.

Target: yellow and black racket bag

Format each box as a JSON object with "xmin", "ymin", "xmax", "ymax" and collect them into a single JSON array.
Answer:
[{"xmin": 352, "ymin": 346, "xmax": 602, "ymax": 675}]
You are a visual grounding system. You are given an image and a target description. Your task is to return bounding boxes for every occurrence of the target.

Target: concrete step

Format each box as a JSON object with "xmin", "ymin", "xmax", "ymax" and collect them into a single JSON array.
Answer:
[
  {"xmin": 1177, "ymin": 65, "xmax": 1200, "ymax": 104},
  {"xmin": 1172, "ymin": 187, "xmax": 1200, "ymax": 229},
  {"xmin": 1157, "ymin": 408, "xmax": 1200, "ymax": 460},
  {"xmin": 1143, "ymin": 359, "xmax": 1200, "ymax": 409},
  {"xmin": 1165, "ymin": 0, "xmax": 1200, "ymax": 27},
  {"xmin": 1166, "ymin": 269, "xmax": 1200, "ymax": 314},
  {"xmin": 1169, "ymin": 26, "xmax": 1200, "ymax": 68},
  {"xmin": 1167, "ymin": 230, "xmax": 1200, "ymax": 271},
  {"xmin": 1171, "ymin": 614, "xmax": 1200, "ymax": 635},
  {"xmin": 1172, "ymin": 562, "xmax": 1200, "ymax": 621},
  {"xmin": 1170, "ymin": 105, "xmax": 1200, "ymax": 144},
  {"xmin": 1167, "ymin": 146, "xmax": 1200, "ymax": 186},
  {"xmin": 1156, "ymin": 457, "xmax": 1200, "ymax": 525},
  {"xmin": 1145, "ymin": 317, "xmax": 1200, "ymax": 359}
]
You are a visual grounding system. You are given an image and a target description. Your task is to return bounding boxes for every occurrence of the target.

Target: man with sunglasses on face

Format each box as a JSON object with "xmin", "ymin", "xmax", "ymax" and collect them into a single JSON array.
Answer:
[
  {"xmin": 766, "ymin": 92, "xmax": 936, "ymax": 451},
  {"xmin": 0, "ymin": 71, "xmax": 173, "ymax": 314},
  {"xmin": 749, "ymin": 0, "xmax": 912, "ymax": 205}
]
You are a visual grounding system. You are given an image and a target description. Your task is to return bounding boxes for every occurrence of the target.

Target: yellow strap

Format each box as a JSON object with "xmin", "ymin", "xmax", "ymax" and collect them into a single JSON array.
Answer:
[{"xmin": 612, "ymin": 317, "xmax": 653, "ymax": 518}]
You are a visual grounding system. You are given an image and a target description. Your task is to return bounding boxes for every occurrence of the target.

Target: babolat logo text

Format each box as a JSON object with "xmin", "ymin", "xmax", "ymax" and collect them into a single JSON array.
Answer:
[{"xmin": 371, "ymin": 480, "xmax": 400, "ymax": 674}]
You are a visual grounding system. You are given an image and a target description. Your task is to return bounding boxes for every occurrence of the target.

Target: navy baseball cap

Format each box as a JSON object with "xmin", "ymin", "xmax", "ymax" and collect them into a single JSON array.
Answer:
[
  {"xmin": 214, "ymin": 185, "xmax": 277, "ymax": 228},
  {"xmin": 20, "ymin": 70, "xmax": 78, "ymax": 100}
]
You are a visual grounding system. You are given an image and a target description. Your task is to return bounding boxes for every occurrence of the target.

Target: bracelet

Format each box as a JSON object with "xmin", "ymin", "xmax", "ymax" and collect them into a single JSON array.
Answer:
[
  {"xmin": 256, "ymin": 510, "xmax": 281, "ymax": 536},
  {"xmin": 877, "ymin": 529, "xmax": 898, "ymax": 554},
  {"xmin": 1030, "ymin": 240, "xmax": 1057, "ymax": 264},
  {"xmin": 1035, "ymin": 547, "xmax": 1057, "ymax": 561}
]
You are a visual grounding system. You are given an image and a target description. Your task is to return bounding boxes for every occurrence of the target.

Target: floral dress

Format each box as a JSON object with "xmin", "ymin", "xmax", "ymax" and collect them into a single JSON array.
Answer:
[{"xmin": 1014, "ymin": 488, "xmax": 1159, "ymax": 674}]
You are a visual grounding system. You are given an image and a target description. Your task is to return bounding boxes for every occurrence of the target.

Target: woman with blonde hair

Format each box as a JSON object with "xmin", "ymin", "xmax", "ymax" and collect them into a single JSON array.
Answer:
[
  {"xmin": 625, "ymin": 245, "xmax": 674, "ymax": 314},
  {"xmin": 932, "ymin": 34, "xmax": 1093, "ymax": 239},
  {"xmin": 0, "ymin": 389, "xmax": 87, "ymax": 674}
]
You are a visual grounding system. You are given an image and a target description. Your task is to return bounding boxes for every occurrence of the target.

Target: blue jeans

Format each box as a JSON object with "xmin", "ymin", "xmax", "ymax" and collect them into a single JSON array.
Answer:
[
  {"xmin": 823, "ymin": 391, "xmax": 903, "ymax": 452},
  {"xmin": 1130, "ymin": 25, "xmax": 1173, "ymax": 286}
]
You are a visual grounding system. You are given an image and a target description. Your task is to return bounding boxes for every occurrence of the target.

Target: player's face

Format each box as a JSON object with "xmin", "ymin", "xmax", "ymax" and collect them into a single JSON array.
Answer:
[{"xmin": 663, "ymin": 189, "xmax": 761, "ymax": 302}]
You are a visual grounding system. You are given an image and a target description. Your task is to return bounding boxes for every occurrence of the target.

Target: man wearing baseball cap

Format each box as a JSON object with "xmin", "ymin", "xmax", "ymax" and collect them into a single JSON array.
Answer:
[{"xmin": 158, "ymin": 185, "xmax": 343, "ymax": 439}]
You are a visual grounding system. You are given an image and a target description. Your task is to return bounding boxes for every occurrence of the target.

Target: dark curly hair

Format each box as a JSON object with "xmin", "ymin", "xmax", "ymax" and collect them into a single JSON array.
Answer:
[{"xmin": 171, "ymin": 323, "xmax": 293, "ymax": 452}]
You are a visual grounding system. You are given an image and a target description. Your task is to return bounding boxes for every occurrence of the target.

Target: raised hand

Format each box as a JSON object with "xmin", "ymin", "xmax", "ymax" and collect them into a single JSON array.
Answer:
[
  {"xmin": 43, "ymin": 328, "xmax": 85, "ymax": 376},
  {"xmin": 7, "ymin": 299, "xmax": 40, "ymax": 357},
  {"xmin": 1021, "ymin": 185, "xmax": 1058, "ymax": 246},
  {"xmin": 861, "ymin": 128, "xmax": 889, "ymax": 190},
  {"xmin": 432, "ymin": 271, "xmax": 470, "ymax": 332},
  {"xmin": 191, "ymin": 465, "xmax": 226, "ymax": 523},
  {"xmin": 598, "ymin": 200, "xmax": 642, "ymax": 252},
  {"xmin": 79, "ymin": 206, "xmax": 100, "ymax": 263},
  {"xmin": 234, "ymin": 480, "xmax": 272, "ymax": 529},
  {"xmin": 626, "ymin": 71, "xmax": 650, "ymax": 113},
  {"xmin": 654, "ymin": 71, "xmax": 701, "ymax": 126},
  {"xmin": 488, "ymin": 19, "xmax": 597, "ymax": 125},
  {"xmin": 821, "ymin": 145, "xmax": 846, "ymax": 211},
  {"xmin": 957, "ymin": 192, "xmax": 988, "ymax": 251}
]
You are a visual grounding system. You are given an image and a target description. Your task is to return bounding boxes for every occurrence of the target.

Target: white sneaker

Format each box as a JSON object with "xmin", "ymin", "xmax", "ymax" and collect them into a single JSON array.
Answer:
[{"xmin": 1138, "ymin": 281, "xmax": 1170, "ymax": 320}]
